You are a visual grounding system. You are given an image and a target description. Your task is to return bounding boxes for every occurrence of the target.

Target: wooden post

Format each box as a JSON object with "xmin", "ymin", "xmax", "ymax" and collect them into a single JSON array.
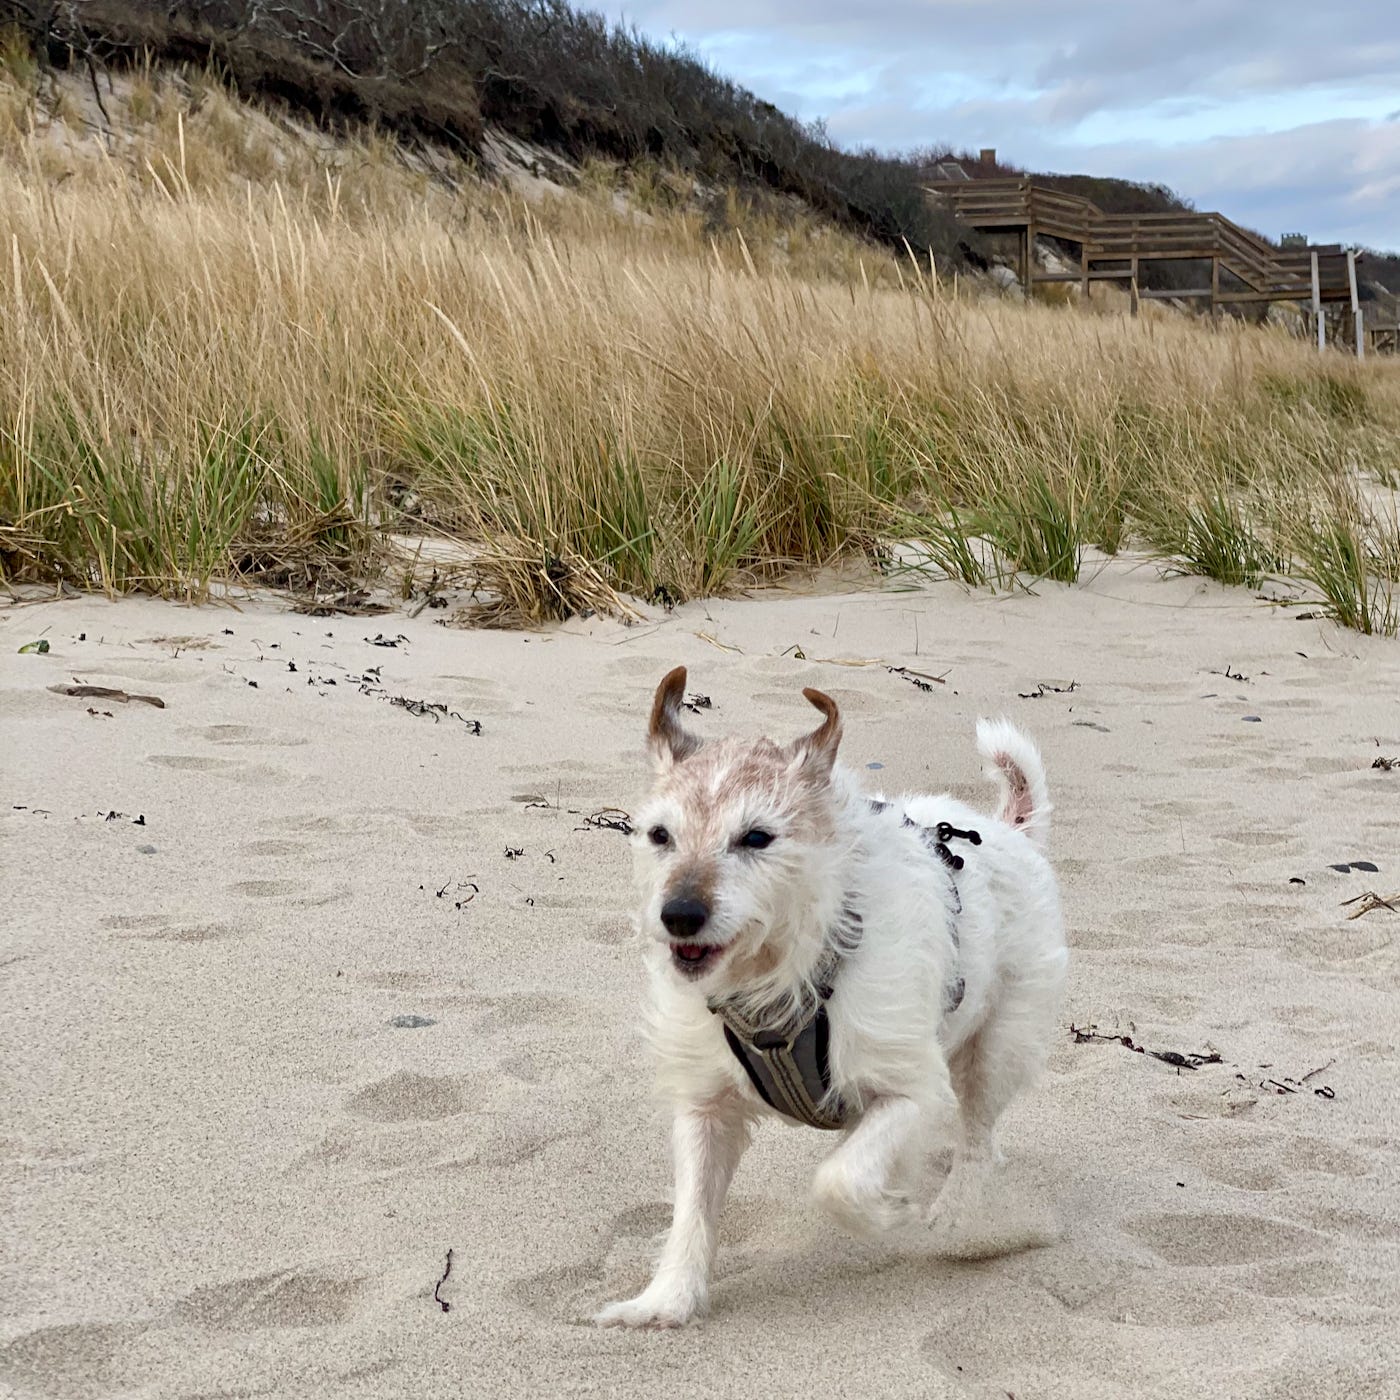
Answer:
[
  {"xmin": 1311, "ymin": 251, "xmax": 1323, "ymax": 351},
  {"xmin": 1130, "ymin": 256, "xmax": 1139, "ymax": 317},
  {"xmin": 1210, "ymin": 256, "xmax": 1220, "ymax": 323},
  {"xmin": 1024, "ymin": 220, "xmax": 1036, "ymax": 297},
  {"xmin": 1347, "ymin": 250, "xmax": 1362, "ymax": 360}
]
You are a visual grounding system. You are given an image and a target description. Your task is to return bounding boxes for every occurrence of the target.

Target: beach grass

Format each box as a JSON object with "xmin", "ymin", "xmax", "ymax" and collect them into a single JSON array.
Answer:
[{"xmin": 2, "ymin": 67, "xmax": 1398, "ymax": 631}]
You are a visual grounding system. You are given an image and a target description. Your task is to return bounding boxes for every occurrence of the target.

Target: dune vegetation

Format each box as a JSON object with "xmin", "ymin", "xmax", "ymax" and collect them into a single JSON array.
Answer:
[{"xmin": 2, "ymin": 51, "xmax": 1398, "ymax": 632}]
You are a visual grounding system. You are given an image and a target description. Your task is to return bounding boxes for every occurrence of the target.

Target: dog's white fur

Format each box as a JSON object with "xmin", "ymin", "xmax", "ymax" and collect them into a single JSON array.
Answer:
[{"xmin": 596, "ymin": 670, "xmax": 1067, "ymax": 1328}]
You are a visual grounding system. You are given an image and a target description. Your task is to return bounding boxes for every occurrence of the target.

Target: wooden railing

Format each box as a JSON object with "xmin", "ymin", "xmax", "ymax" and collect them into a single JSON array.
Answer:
[{"xmin": 927, "ymin": 177, "xmax": 1356, "ymax": 303}]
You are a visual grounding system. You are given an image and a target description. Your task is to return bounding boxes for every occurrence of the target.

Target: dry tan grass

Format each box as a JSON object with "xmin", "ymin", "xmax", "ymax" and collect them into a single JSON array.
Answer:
[{"xmin": 2, "ymin": 67, "xmax": 1397, "ymax": 628}]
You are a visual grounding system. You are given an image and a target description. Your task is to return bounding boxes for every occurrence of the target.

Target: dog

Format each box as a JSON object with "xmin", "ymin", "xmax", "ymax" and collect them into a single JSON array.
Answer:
[{"xmin": 596, "ymin": 667, "xmax": 1067, "ymax": 1329}]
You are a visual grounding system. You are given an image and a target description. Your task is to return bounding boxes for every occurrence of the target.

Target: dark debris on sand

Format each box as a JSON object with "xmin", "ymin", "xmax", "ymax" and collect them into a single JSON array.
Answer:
[
  {"xmin": 1072, "ymin": 1024, "xmax": 1340, "ymax": 1099},
  {"xmin": 1070, "ymin": 1023, "xmax": 1221, "ymax": 1071},
  {"xmin": 291, "ymin": 592, "xmax": 393, "ymax": 617},
  {"xmin": 577, "ymin": 808, "xmax": 634, "ymax": 835},
  {"xmin": 433, "ymin": 1249, "xmax": 454, "ymax": 1313},
  {"xmin": 1019, "ymin": 681, "xmax": 1078, "ymax": 700},
  {"xmin": 888, "ymin": 665, "xmax": 947, "ymax": 694}
]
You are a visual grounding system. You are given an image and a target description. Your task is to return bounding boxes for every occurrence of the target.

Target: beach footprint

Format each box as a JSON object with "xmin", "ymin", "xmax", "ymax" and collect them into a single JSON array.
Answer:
[
  {"xmin": 100, "ymin": 912, "xmax": 234, "ymax": 943},
  {"xmin": 0, "ymin": 1322, "xmax": 146, "ymax": 1400},
  {"xmin": 173, "ymin": 1269, "xmax": 367, "ymax": 1329},
  {"xmin": 344, "ymin": 1070, "xmax": 473, "ymax": 1123},
  {"xmin": 189, "ymin": 722, "xmax": 308, "ymax": 748},
  {"xmin": 1123, "ymin": 1211, "xmax": 1328, "ymax": 1266}
]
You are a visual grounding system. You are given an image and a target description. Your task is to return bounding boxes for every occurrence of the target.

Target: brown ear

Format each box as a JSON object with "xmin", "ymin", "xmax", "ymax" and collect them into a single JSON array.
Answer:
[
  {"xmin": 649, "ymin": 666, "xmax": 701, "ymax": 765},
  {"xmin": 790, "ymin": 687, "xmax": 842, "ymax": 774}
]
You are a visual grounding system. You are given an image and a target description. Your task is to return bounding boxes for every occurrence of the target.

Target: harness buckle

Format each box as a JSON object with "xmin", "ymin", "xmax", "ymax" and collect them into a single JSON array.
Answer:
[{"xmin": 751, "ymin": 1029, "xmax": 791, "ymax": 1052}]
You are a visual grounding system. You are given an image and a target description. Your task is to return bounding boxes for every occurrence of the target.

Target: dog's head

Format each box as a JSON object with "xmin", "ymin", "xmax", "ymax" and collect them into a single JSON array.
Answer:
[{"xmin": 633, "ymin": 667, "xmax": 846, "ymax": 996}]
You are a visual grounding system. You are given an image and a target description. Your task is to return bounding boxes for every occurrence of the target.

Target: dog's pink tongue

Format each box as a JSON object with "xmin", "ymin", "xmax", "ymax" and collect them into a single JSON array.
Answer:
[{"xmin": 676, "ymin": 944, "xmax": 707, "ymax": 960}]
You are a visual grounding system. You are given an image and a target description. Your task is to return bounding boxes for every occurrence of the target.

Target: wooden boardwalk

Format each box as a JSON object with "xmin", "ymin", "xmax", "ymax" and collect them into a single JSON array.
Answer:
[{"xmin": 927, "ymin": 177, "xmax": 1366, "ymax": 344}]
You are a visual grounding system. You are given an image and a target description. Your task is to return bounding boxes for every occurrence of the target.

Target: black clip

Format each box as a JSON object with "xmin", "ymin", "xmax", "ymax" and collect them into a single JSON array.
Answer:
[{"xmin": 936, "ymin": 822, "xmax": 982, "ymax": 846}]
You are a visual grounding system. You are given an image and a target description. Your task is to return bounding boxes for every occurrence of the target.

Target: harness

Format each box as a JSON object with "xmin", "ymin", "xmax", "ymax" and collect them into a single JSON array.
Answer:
[{"xmin": 708, "ymin": 807, "xmax": 980, "ymax": 1131}]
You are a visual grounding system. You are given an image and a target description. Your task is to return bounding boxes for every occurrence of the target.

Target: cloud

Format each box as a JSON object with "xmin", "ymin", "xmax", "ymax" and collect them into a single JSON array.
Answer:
[
  {"xmin": 1080, "ymin": 120, "xmax": 1400, "ymax": 247},
  {"xmin": 598, "ymin": 0, "xmax": 1400, "ymax": 246},
  {"xmin": 608, "ymin": 0, "xmax": 1399, "ymax": 115}
]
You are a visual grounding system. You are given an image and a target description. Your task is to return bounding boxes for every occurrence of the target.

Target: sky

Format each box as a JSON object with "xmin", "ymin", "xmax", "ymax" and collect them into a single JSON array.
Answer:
[{"xmin": 598, "ymin": 1, "xmax": 1400, "ymax": 249}]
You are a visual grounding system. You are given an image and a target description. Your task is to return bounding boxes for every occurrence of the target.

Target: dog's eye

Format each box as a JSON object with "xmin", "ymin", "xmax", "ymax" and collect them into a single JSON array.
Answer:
[
  {"xmin": 739, "ymin": 829, "xmax": 774, "ymax": 850},
  {"xmin": 648, "ymin": 825, "xmax": 671, "ymax": 847}
]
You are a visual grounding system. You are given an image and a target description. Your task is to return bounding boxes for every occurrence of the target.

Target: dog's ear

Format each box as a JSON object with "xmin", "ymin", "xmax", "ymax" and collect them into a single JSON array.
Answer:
[
  {"xmin": 649, "ymin": 666, "xmax": 701, "ymax": 767},
  {"xmin": 789, "ymin": 687, "xmax": 842, "ymax": 776}
]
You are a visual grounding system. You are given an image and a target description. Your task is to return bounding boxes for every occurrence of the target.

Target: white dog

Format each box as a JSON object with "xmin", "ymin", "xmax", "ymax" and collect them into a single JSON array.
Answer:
[{"xmin": 596, "ymin": 667, "xmax": 1067, "ymax": 1329}]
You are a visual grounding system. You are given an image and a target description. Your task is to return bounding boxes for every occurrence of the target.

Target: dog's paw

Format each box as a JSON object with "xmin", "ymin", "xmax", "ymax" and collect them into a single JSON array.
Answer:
[
  {"xmin": 923, "ymin": 1197, "xmax": 960, "ymax": 1243},
  {"xmin": 595, "ymin": 1288, "xmax": 704, "ymax": 1329},
  {"xmin": 812, "ymin": 1165, "xmax": 919, "ymax": 1237},
  {"xmin": 835, "ymin": 1192, "xmax": 921, "ymax": 1238}
]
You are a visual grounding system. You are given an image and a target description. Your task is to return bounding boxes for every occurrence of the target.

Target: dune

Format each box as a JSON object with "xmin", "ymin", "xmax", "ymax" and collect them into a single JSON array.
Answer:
[{"xmin": 4, "ymin": 563, "xmax": 1399, "ymax": 1398}]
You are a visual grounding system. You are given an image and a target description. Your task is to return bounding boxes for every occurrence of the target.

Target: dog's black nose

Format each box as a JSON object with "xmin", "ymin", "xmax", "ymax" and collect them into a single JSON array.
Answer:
[{"xmin": 660, "ymin": 896, "xmax": 710, "ymax": 939}]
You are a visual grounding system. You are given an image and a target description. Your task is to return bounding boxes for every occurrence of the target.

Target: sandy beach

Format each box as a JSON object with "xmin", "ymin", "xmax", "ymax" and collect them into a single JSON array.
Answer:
[{"xmin": 4, "ymin": 563, "xmax": 1399, "ymax": 1399}]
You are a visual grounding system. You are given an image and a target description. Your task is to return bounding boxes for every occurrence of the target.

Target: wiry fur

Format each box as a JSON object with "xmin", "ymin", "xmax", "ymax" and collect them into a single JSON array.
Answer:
[{"xmin": 597, "ymin": 670, "xmax": 1068, "ymax": 1329}]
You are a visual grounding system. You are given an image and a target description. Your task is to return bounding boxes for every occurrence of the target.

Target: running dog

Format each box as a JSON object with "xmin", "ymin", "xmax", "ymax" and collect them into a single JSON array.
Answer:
[{"xmin": 597, "ymin": 667, "xmax": 1067, "ymax": 1328}]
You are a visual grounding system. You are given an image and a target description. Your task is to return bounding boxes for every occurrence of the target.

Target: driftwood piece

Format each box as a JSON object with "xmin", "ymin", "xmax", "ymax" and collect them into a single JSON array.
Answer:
[{"xmin": 48, "ymin": 684, "xmax": 165, "ymax": 709}]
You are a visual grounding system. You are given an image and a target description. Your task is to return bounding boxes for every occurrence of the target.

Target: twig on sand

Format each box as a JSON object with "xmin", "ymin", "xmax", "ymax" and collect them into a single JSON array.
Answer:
[
  {"xmin": 1341, "ymin": 891, "xmax": 1400, "ymax": 919},
  {"xmin": 1298, "ymin": 1059, "xmax": 1336, "ymax": 1083},
  {"xmin": 1069, "ymin": 1023, "xmax": 1221, "ymax": 1071},
  {"xmin": 434, "ymin": 1249, "xmax": 454, "ymax": 1313},
  {"xmin": 778, "ymin": 643, "xmax": 886, "ymax": 667},
  {"xmin": 887, "ymin": 665, "xmax": 948, "ymax": 693},
  {"xmin": 578, "ymin": 808, "xmax": 634, "ymax": 835},
  {"xmin": 694, "ymin": 630, "xmax": 742, "ymax": 654}
]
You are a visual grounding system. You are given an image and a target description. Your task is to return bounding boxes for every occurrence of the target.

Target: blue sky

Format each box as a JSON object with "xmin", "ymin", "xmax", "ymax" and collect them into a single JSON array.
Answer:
[{"xmin": 598, "ymin": 1, "xmax": 1400, "ymax": 249}]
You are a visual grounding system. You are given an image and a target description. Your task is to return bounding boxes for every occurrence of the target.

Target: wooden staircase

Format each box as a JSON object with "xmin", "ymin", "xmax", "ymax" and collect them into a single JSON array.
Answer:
[{"xmin": 928, "ymin": 176, "xmax": 1358, "ymax": 313}]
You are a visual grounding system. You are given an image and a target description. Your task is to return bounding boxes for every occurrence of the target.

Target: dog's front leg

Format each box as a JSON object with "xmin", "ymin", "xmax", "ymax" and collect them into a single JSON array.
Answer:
[
  {"xmin": 596, "ymin": 1096, "xmax": 750, "ymax": 1328},
  {"xmin": 812, "ymin": 1094, "xmax": 922, "ymax": 1236}
]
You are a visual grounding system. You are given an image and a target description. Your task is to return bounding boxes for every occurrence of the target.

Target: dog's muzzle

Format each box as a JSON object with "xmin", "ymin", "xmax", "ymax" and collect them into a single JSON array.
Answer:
[
  {"xmin": 660, "ymin": 896, "xmax": 709, "ymax": 939},
  {"xmin": 660, "ymin": 895, "xmax": 726, "ymax": 977}
]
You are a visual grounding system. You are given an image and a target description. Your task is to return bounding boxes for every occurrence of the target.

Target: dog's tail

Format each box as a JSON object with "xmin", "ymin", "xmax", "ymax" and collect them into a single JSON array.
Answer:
[{"xmin": 976, "ymin": 718, "xmax": 1052, "ymax": 850}]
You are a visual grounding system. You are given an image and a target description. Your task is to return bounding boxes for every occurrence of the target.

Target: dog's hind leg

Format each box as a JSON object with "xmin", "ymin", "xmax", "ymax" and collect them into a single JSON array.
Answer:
[
  {"xmin": 928, "ymin": 966, "xmax": 1061, "ymax": 1238},
  {"xmin": 596, "ymin": 1095, "xmax": 750, "ymax": 1328},
  {"xmin": 812, "ymin": 1094, "xmax": 924, "ymax": 1236}
]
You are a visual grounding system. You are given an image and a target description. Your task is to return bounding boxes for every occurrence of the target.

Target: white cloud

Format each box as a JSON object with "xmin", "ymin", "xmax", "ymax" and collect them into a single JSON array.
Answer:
[{"xmin": 597, "ymin": 0, "xmax": 1400, "ymax": 247}]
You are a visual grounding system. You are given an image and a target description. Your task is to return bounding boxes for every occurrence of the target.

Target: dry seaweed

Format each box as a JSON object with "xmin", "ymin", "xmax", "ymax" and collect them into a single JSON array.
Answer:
[{"xmin": 1069, "ymin": 1023, "xmax": 1221, "ymax": 1070}]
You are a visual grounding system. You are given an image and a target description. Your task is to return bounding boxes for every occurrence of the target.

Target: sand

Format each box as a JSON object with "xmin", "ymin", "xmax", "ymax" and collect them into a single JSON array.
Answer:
[{"xmin": 4, "ymin": 561, "xmax": 1399, "ymax": 1399}]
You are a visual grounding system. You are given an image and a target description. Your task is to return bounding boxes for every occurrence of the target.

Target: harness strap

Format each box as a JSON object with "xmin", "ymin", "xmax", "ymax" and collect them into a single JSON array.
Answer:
[
  {"xmin": 709, "ymin": 946, "xmax": 849, "ymax": 1130},
  {"xmin": 718, "ymin": 1006, "xmax": 845, "ymax": 1131}
]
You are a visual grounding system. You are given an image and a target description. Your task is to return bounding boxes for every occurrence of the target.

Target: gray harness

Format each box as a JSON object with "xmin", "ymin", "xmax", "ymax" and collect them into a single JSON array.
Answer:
[
  {"xmin": 708, "ymin": 809, "xmax": 978, "ymax": 1131},
  {"xmin": 708, "ymin": 941, "xmax": 851, "ymax": 1130}
]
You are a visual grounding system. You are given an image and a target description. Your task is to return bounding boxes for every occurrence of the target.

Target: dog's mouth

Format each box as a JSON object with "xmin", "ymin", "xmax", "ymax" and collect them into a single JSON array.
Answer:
[{"xmin": 668, "ymin": 940, "xmax": 726, "ymax": 979}]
